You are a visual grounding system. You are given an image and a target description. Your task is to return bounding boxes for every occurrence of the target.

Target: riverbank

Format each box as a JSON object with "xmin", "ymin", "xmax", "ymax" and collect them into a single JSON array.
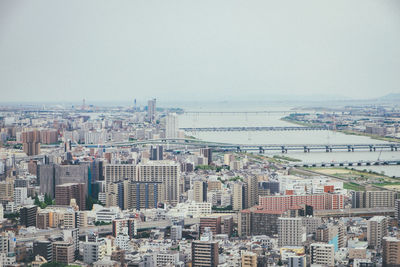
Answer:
[{"xmin": 281, "ymin": 117, "xmax": 400, "ymax": 144}]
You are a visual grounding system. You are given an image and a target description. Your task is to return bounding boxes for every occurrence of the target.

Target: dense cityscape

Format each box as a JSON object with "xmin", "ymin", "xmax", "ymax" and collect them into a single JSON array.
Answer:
[
  {"xmin": 0, "ymin": 99, "xmax": 399, "ymax": 267},
  {"xmin": 2, "ymin": 0, "xmax": 400, "ymax": 266}
]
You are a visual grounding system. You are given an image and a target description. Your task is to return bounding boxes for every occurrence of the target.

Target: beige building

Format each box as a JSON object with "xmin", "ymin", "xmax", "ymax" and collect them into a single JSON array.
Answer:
[
  {"xmin": 193, "ymin": 180, "xmax": 208, "ymax": 203},
  {"xmin": 241, "ymin": 251, "xmax": 257, "ymax": 267},
  {"xmin": 367, "ymin": 216, "xmax": 388, "ymax": 249},
  {"xmin": 136, "ymin": 160, "xmax": 180, "ymax": 205},
  {"xmin": 246, "ymin": 175, "xmax": 258, "ymax": 208},
  {"xmin": 383, "ymin": 236, "xmax": 400, "ymax": 267},
  {"xmin": 104, "ymin": 164, "xmax": 136, "ymax": 186},
  {"xmin": 0, "ymin": 178, "xmax": 14, "ymax": 201},
  {"xmin": 232, "ymin": 182, "xmax": 246, "ymax": 211},
  {"xmin": 310, "ymin": 243, "xmax": 335, "ymax": 267},
  {"xmin": 278, "ymin": 217, "xmax": 305, "ymax": 247}
]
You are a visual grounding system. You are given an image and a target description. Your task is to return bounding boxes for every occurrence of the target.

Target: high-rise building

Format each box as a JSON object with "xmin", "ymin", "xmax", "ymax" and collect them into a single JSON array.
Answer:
[
  {"xmin": 316, "ymin": 222, "xmax": 346, "ymax": 251},
  {"xmin": 241, "ymin": 251, "xmax": 257, "ymax": 267},
  {"xmin": 0, "ymin": 178, "xmax": 14, "ymax": 201},
  {"xmin": 165, "ymin": 113, "xmax": 179, "ymax": 139},
  {"xmin": 147, "ymin": 98, "xmax": 156, "ymax": 123},
  {"xmin": 150, "ymin": 145, "xmax": 163, "ymax": 160},
  {"xmin": 128, "ymin": 181, "xmax": 161, "ymax": 210},
  {"xmin": 246, "ymin": 175, "xmax": 258, "ymax": 208},
  {"xmin": 38, "ymin": 163, "xmax": 88, "ymax": 198},
  {"xmin": 351, "ymin": 191, "xmax": 397, "ymax": 208},
  {"xmin": 278, "ymin": 217, "xmax": 305, "ymax": 247},
  {"xmin": 200, "ymin": 148, "xmax": 212, "ymax": 165},
  {"xmin": 310, "ymin": 243, "xmax": 335, "ymax": 267},
  {"xmin": 383, "ymin": 236, "xmax": 400, "ymax": 267},
  {"xmin": 22, "ymin": 130, "xmax": 41, "ymax": 156},
  {"xmin": 396, "ymin": 199, "xmax": 400, "ymax": 223},
  {"xmin": 136, "ymin": 160, "xmax": 180, "ymax": 205},
  {"xmin": 200, "ymin": 216, "xmax": 221, "ymax": 236},
  {"xmin": 20, "ymin": 205, "xmax": 38, "ymax": 227},
  {"xmin": 104, "ymin": 164, "xmax": 136, "ymax": 185},
  {"xmin": 55, "ymin": 183, "xmax": 86, "ymax": 210},
  {"xmin": 52, "ymin": 241, "xmax": 75, "ymax": 264},
  {"xmin": 367, "ymin": 216, "xmax": 388, "ymax": 249},
  {"xmin": 192, "ymin": 240, "xmax": 219, "ymax": 267},
  {"xmin": 233, "ymin": 182, "xmax": 247, "ymax": 211},
  {"xmin": 193, "ymin": 180, "xmax": 208, "ymax": 203},
  {"xmin": 223, "ymin": 216, "xmax": 234, "ymax": 237},
  {"xmin": 33, "ymin": 240, "xmax": 53, "ymax": 262}
]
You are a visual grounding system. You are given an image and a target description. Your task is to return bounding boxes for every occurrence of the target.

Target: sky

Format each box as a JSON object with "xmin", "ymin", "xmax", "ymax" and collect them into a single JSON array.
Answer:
[{"xmin": 0, "ymin": 0, "xmax": 400, "ymax": 103}]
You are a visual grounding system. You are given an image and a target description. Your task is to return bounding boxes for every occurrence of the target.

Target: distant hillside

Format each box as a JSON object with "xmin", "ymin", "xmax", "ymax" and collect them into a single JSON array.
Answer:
[{"xmin": 378, "ymin": 93, "xmax": 400, "ymax": 101}]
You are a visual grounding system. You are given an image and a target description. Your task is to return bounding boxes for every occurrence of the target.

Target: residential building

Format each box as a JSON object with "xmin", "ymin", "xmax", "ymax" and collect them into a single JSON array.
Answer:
[
  {"xmin": 192, "ymin": 240, "xmax": 219, "ymax": 267},
  {"xmin": 310, "ymin": 243, "xmax": 335, "ymax": 267}
]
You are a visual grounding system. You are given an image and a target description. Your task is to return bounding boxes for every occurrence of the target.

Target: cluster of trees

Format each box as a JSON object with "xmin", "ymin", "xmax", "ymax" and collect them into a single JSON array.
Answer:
[{"xmin": 34, "ymin": 194, "xmax": 54, "ymax": 209}]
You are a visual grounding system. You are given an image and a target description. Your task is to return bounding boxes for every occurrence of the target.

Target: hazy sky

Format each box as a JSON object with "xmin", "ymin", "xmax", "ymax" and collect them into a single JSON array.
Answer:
[{"xmin": 1, "ymin": 0, "xmax": 399, "ymax": 103}]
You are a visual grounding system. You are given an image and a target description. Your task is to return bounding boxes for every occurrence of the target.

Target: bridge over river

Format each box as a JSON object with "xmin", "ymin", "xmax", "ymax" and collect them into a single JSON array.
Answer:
[{"xmin": 181, "ymin": 126, "xmax": 328, "ymax": 132}]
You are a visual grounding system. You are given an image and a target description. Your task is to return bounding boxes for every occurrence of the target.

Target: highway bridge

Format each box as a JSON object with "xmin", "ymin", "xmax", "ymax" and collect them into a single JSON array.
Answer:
[
  {"xmin": 288, "ymin": 160, "xmax": 400, "ymax": 168},
  {"xmin": 40, "ymin": 139, "xmax": 400, "ymax": 153},
  {"xmin": 184, "ymin": 110, "xmax": 293, "ymax": 114},
  {"xmin": 181, "ymin": 126, "xmax": 328, "ymax": 132}
]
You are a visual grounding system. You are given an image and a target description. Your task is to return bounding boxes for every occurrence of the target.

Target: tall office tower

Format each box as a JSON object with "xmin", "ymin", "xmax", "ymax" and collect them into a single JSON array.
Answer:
[
  {"xmin": 241, "ymin": 251, "xmax": 257, "ymax": 267},
  {"xmin": 310, "ymin": 243, "xmax": 335, "ymax": 267},
  {"xmin": 20, "ymin": 205, "xmax": 38, "ymax": 227},
  {"xmin": 112, "ymin": 218, "xmax": 137, "ymax": 239},
  {"xmin": 52, "ymin": 242, "xmax": 75, "ymax": 264},
  {"xmin": 192, "ymin": 241, "xmax": 219, "ymax": 267},
  {"xmin": 165, "ymin": 113, "xmax": 179, "ymax": 139},
  {"xmin": 150, "ymin": 145, "xmax": 163, "ymax": 160},
  {"xmin": 278, "ymin": 217, "xmax": 305, "ymax": 247},
  {"xmin": 128, "ymin": 181, "xmax": 161, "ymax": 210},
  {"xmin": 22, "ymin": 130, "xmax": 41, "ymax": 156},
  {"xmin": 367, "ymin": 216, "xmax": 388, "ymax": 249},
  {"xmin": 288, "ymin": 255, "xmax": 306, "ymax": 267},
  {"xmin": 33, "ymin": 240, "xmax": 53, "ymax": 262},
  {"xmin": 200, "ymin": 148, "xmax": 212, "ymax": 165},
  {"xmin": 351, "ymin": 191, "xmax": 397, "ymax": 208},
  {"xmin": 55, "ymin": 183, "xmax": 86, "ymax": 210},
  {"xmin": 193, "ymin": 180, "xmax": 208, "ymax": 203},
  {"xmin": 246, "ymin": 175, "xmax": 258, "ymax": 207},
  {"xmin": 136, "ymin": 160, "xmax": 180, "ymax": 205},
  {"xmin": 104, "ymin": 164, "xmax": 136, "ymax": 186},
  {"xmin": 38, "ymin": 163, "xmax": 89, "ymax": 198},
  {"xmin": 383, "ymin": 236, "xmax": 400, "ymax": 267},
  {"xmin": 200, "ymin": 216, "xmax": 221, "ymax": 236},
  {"xmin": 232, "ymin": 182, "xmax": 247, "ymax": 211},
  {"xmin": 147, "ymin": 98, "xmax": 156, "ymax": 123}
]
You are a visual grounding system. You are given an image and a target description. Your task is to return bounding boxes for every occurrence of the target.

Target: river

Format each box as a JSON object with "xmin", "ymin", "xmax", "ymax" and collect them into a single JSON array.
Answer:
[{"xmin": 178, "ymin": 104, "xmax": 400, "ymax": 177}]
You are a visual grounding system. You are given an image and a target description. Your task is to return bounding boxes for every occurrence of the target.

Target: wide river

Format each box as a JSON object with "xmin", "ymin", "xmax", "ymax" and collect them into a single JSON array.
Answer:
[{"xmin": 178, "ymin": 103, "xmax": 400, "ymax": 177}]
